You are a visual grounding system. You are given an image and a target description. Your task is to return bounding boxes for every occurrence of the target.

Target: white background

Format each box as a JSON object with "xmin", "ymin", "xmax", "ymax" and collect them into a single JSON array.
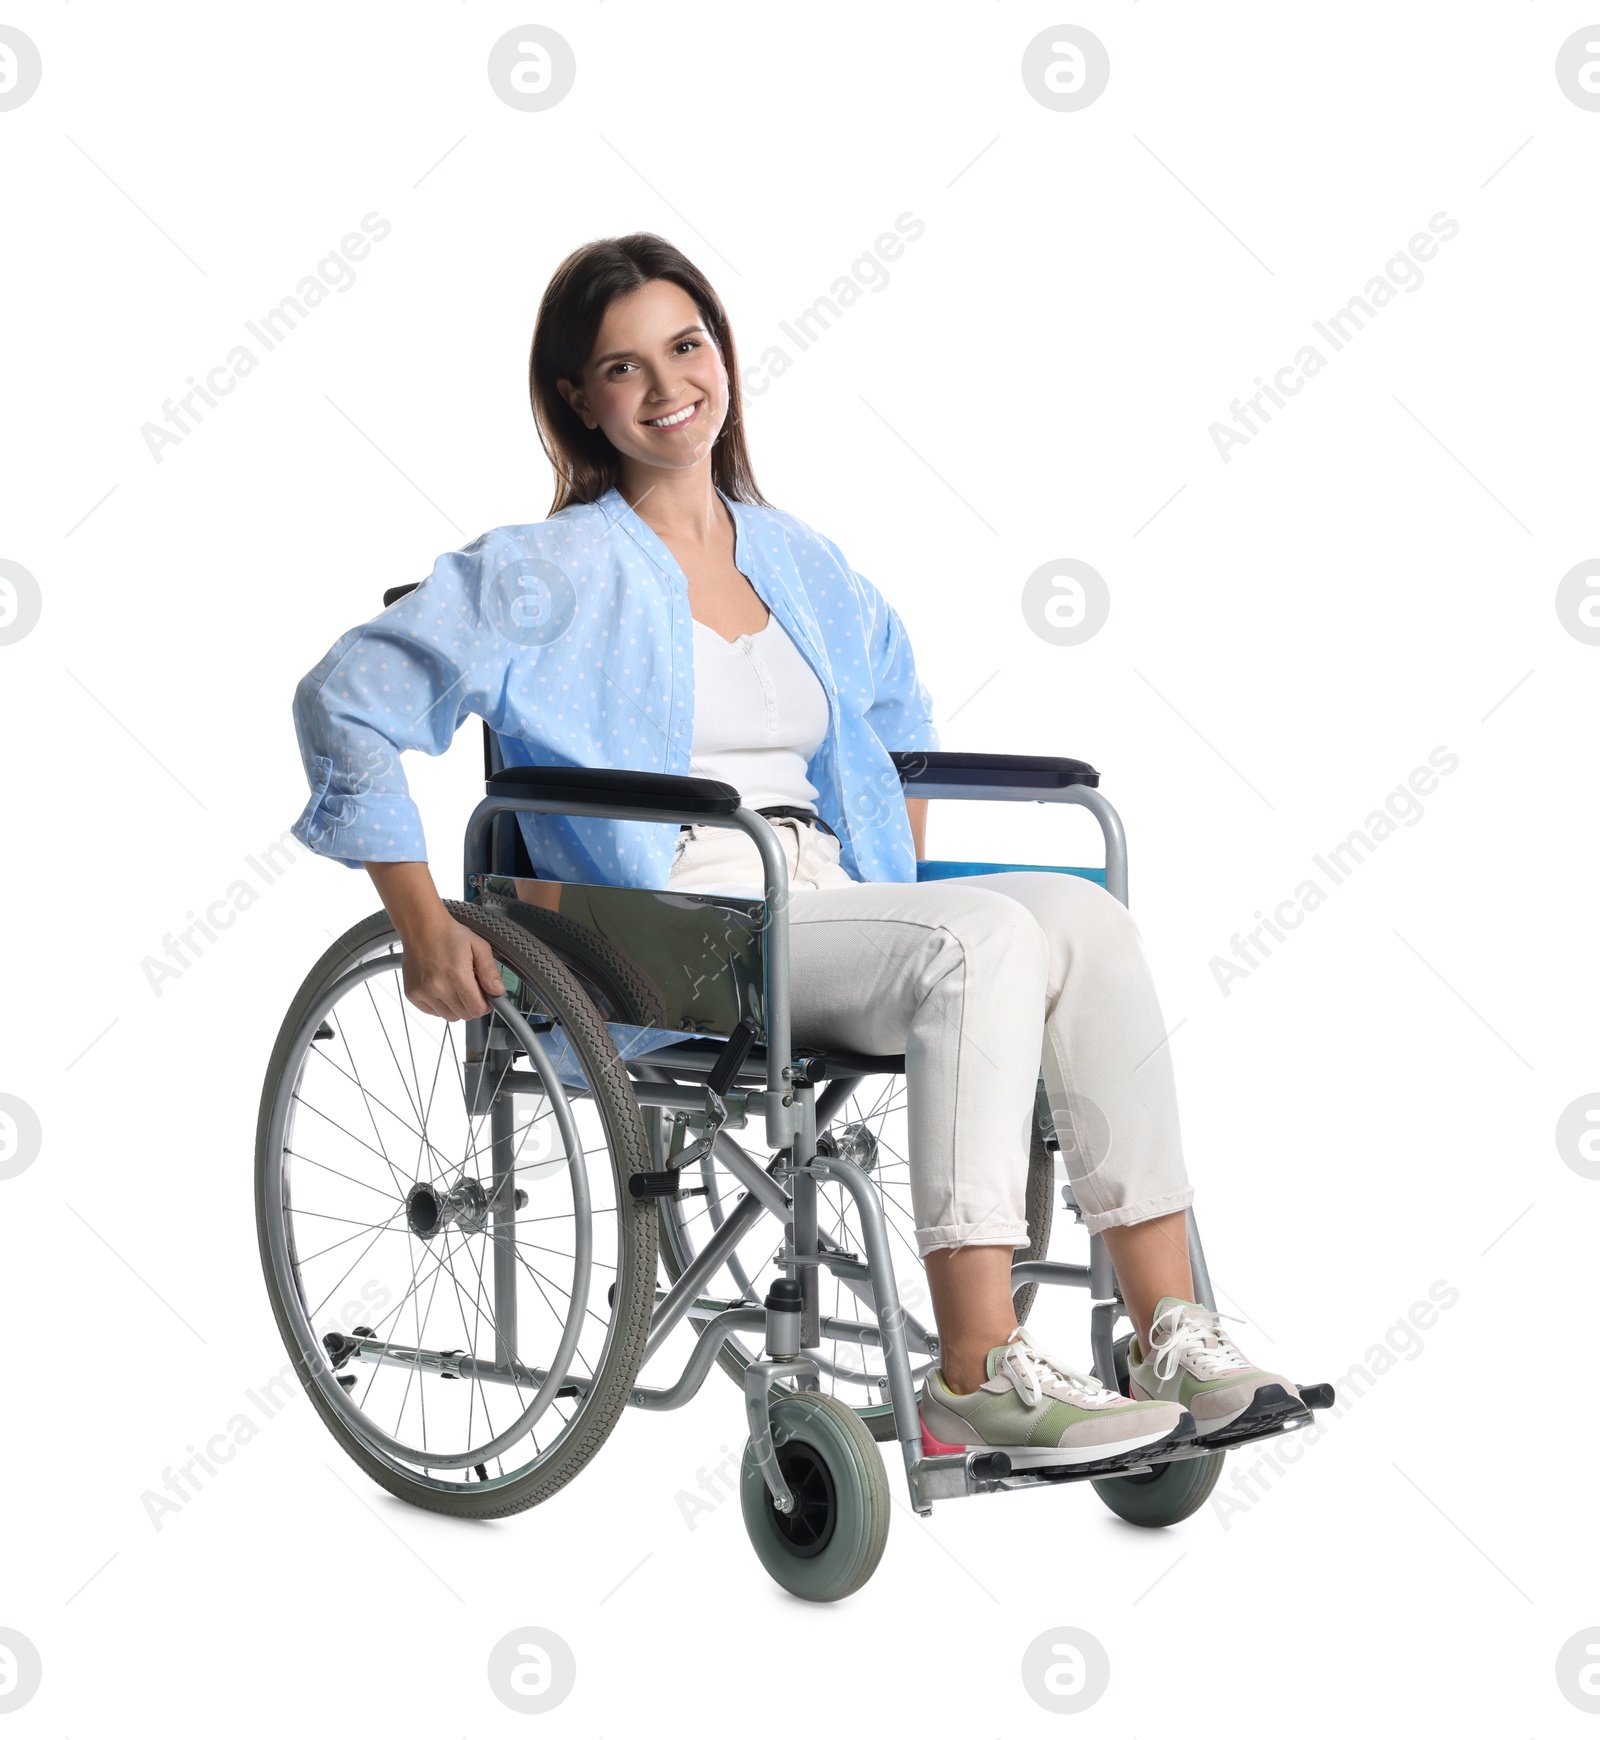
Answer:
[{"xmin": 3, "ymin": 2, "xmax": 1598, "ymax": 1733}]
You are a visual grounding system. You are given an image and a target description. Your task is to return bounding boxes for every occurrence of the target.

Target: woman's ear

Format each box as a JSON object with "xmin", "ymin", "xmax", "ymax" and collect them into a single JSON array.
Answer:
[{"xmin": 555, "ymin": 376, "xmax": 596, "ymax": 430}]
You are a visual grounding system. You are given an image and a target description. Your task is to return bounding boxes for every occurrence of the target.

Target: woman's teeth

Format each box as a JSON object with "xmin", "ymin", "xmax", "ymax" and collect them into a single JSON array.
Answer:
[{"xmin": 644, "ymin": 402, "xmax": 699, "ymax": 429}]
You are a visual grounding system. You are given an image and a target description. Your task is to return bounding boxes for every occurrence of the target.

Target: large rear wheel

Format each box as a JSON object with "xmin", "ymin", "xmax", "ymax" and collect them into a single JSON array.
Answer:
[{"xmin": 255, "ymin": 902, "xmax": 657, "ymax": 1518}]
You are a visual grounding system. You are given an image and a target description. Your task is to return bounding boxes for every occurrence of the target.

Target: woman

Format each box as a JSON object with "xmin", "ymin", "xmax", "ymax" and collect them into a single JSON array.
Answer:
[{"xmin": 290, "ymin": 233, "xmax": 1309, "ymax": 1465}]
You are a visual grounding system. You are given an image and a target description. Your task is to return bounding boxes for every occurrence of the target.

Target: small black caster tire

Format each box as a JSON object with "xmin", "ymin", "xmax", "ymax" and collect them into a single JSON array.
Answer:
[{"xmin": 740, "ymin": 1391, "xmax": 890, "ymax": 1601}]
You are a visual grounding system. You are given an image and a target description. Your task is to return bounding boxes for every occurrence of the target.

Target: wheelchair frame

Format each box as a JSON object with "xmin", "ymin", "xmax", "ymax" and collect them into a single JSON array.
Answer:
[{"xmin": 457, "ymin": 752, "xmax": 1233, "ymax": 1519}]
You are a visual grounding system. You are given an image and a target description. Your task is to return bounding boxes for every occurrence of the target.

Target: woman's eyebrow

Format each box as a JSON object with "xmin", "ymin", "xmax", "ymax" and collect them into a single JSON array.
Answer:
[{"xmin": 591, "ymin": 324, "xmax": 706, "ymax": 368}]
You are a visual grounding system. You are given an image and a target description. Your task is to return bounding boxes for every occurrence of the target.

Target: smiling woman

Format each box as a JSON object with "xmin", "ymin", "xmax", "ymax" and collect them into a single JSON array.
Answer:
[{"xmin": 286, "ymin": 232, "xmax": 1311, "ymax": 1529}]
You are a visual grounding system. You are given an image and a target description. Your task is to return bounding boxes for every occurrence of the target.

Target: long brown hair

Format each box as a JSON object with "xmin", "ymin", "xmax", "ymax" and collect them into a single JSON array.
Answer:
[{"xmin": 530, "ymin": 233, "xmax": 770, "ymax": 516}]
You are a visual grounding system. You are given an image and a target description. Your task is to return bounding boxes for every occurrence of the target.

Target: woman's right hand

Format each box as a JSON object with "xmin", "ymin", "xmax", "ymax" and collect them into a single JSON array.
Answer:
[
  {"xmin": 364, "ymin": 860, "xmax": 506, "ymax": 1020},
  {"xmin": 399, "ymin": 911, "xmax": 507, "ymax": 1020}
]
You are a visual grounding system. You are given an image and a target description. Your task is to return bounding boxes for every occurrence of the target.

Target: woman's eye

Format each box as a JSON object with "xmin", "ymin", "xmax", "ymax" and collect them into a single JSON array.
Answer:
[{"xmin": 606, "ymin": 339, "xmax": 699, "ymax": 377}]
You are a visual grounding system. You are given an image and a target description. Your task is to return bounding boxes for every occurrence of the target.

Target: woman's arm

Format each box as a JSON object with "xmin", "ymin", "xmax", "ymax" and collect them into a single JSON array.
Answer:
[
  {"xmin": 365, "ymin": 859, "xmax": 506, "ymax": 1020},
  {"xmin": 849, "ymin": 562, "xmax": 937, "ymax": 865},
  {"xmin": 290, "ymin": 532, "xmax": 527, "ymax": 1017},
  {"xmin": 290, "ymin": 533, "xmax": 516, "ymax": 870},
  {"xmin": 906, "ymin": 795, "xmax": 928, "ymax": 860}
]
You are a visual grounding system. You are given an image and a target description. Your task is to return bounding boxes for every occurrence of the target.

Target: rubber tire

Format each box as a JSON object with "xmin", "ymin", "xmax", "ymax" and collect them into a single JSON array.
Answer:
[
  {"xmin": 475, "ymin": 893, "xmax": 669, "ymax": 1028},
  {"xmin": 255, "ymin": 903, "xmax": 658, "ymax": 1520},
  {"xmin": 1091, "ymin": 1331, "xmax": 1225, "ymax": 1527},
  {"xmin": 741, "ymin": 1391, "xmax": 891, "ymax": 1601}
]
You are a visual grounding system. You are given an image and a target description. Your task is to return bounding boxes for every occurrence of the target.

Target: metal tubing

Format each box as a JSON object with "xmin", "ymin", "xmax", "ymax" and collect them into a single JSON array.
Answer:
[
  {"xmin": 627, "ymin": 1307, "xmax": 766, "ymax": 1410},
  {"xmin": 697, "ymin": 1128, "xmax": 792, "ymax": 1220},
  {"xmin": 347, "ymin": 1340, "xmax": 546, "ymax": 1390},
  {"xmin": 641, "ymin": 1186, "xmax": 770, "ymax": 1366},
  {"xmin": 1009, "ymin": 1260, "xmax": 1092, "ymax": 1293},
  {"xmin": 789, "ymin": 1087, "xmax": 821, "ymax": 1347},
  {"xmin": 799, "ymin": 1154, "xmax": 925, "ymax": 1498},
  {"xmin": 1088, "ymin": 1232, "xmax": 1120, "ymax": 1390},
  {"xmin": 463, "ymin": 794, "xmax": 797, "ymax": 1147},
  {"xmin": 490, "ymin": 1089, "xmax": 518, "ymax": 1364},
  {"xmin": 1186, "ymin": 1208, "xmax": 1216, "ymax": 1311},
  {"xmin": 745, "ymin": 1355, "xmax": 821, "ymax": 1512},
  {"xmin": 629, "ymin": 1081, "xmax": 750, "ymax": 1118},
  {"xmin": 1063, "ymin": 786, "xmax": 1128, "ymax": 907},
  {"xmin": 820, "ymin": 1253, "xmax": 938, "ymax": 1353},
  {"xmin": 894, "ymin": 780, "xmax": 1128, "ymax": 907}
]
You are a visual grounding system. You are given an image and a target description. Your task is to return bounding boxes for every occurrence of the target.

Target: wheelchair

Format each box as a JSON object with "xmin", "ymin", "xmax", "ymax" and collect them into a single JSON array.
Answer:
[{"xmin": 257, "ymin": 668, "xmax": 1333, "ymax": 1601}]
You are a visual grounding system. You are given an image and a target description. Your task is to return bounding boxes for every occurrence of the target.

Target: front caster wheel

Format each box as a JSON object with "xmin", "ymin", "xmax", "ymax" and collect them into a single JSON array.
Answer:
[{"xmin": 740, "ymin": 1391, "xmax": 890, "ymax": 1601}]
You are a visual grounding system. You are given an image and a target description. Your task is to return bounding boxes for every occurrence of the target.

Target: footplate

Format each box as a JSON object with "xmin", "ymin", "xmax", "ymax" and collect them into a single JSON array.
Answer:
[
  {"xmin": 1185, "ymin": 1378, "xmax": 1335, "ymax": 1452},
  {"xmin": 909, "ymin": 1380, "xmax": 1336, "ymax": 1507}
]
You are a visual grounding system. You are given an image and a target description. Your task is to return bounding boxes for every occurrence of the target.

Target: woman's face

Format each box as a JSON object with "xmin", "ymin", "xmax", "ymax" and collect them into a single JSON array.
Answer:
[{"xmin": 558, "ymin": 278, "xmax": 728, "ymax": 482}]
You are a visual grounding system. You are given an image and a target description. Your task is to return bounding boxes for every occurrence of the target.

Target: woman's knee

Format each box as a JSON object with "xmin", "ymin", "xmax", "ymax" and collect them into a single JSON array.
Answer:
[
  {"xmin": 928, "ymin": 887, "xmax": 1051, "ymax": 985},
  {"xmin": 1030, "ymin": 874, "xmax": 1145, "ymax": 956}
]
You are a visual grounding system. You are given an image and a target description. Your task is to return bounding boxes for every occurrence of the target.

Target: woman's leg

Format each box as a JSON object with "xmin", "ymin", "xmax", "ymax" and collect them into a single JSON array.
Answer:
[
  {"xmin": 1099, "ymin": 1215, "xmax": 1193, "ymax": 1353},
  {"xmin": 931, "ymin": 871, "xmax": 1195, "ymax": 1351},
  {"xmin": 785, "ymin": 877, "xmax": 1051, "ymax": 1258},
  {"xmin": 676, "ymin": 823, "xmax": 1051, "ymax": 1386},
  {"xmin": 785, "ymin": 866, "xmax": 1196, "ymax": 1365},
  {"xmin": 923, "ymin": 1245, "xmax": 1021, "ymax": 1393}
]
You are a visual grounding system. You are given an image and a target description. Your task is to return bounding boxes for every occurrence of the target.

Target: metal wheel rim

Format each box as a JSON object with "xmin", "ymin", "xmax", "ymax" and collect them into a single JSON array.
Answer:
[{"xmin": 262, "ymin": 938, "xmax": 611, "ymax": 1482}]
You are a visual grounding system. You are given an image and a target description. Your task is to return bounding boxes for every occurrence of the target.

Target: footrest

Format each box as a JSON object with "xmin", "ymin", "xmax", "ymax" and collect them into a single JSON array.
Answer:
[{"xmin": 1299, "ymin": 1381, "xmax": 1335, "ymax": 1410}]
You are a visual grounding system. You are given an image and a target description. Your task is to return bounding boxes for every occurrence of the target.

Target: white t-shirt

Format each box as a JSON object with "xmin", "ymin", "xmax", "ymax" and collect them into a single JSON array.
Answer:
[{"xmin": 688, "ymin": 613, "xmax": 830, "ymax": 809}]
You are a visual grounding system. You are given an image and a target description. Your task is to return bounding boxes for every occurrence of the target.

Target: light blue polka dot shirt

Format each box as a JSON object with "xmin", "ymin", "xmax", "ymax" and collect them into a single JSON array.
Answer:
[{"xmin": 290, "ymin": 485, "xmax": 940, "ymax": 889}]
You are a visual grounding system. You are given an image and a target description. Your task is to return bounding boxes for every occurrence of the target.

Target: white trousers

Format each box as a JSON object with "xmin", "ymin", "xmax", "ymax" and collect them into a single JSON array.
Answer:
[{"xmin": 667, "ymin": 818, "xmax": 1194, "ymax": 1253}]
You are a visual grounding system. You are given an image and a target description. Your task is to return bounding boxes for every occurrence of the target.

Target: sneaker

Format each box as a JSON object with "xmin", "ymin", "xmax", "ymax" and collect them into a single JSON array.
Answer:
[
  {"xmin": 920, "ymin": 1325, "xmax": 1193, "ymax": 1468},
  {"xmin": 1128, "ymin": 1296, "xmax": 1312, "ymax": 1445}
]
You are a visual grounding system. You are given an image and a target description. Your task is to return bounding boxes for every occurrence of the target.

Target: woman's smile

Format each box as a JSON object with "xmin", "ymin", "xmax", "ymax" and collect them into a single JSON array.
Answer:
[{"xmin": 640, "ymin": 398, "xmax": 703, "ymax": 431}]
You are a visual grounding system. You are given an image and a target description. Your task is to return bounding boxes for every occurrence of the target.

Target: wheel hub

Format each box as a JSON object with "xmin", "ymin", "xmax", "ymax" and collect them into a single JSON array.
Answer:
[
  {"xmin": 769, "ymin": 1442, "xmax": 837, "ymax": 1557},
  {"xmin": 817, "ymin": 1121, "xmax": 878, "ymax": 1172},
  {"xmin": 405, "ymin": 1176, "xmax": 490, "ymax": 1241}
]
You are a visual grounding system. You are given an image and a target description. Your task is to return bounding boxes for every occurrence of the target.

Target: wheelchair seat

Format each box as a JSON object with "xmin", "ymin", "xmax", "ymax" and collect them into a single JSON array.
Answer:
[{"xmin": 630, "ymin": 1034, "xmax": 907, "ymax": 1084}]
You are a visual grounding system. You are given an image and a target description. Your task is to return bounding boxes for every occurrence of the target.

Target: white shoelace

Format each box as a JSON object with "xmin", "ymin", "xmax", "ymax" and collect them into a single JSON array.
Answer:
[
  {"xmin": 1149, "ymin": 1302, "xmax": 1252, "ymax": 1382},
  {"xmin": 993, "ymin": 1325, "xmax": 1121, "ymax": 1411}
]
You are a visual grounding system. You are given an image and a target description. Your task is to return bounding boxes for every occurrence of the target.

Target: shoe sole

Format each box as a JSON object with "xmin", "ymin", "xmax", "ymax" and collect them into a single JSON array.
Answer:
[
  {"xmin": 921, "ymin": 1408, "xmax": 1199, "ymax": 1473},
  {"xmin": 1188, "ymin": 1382, "xmax": 1313, "ymax": 1448}
]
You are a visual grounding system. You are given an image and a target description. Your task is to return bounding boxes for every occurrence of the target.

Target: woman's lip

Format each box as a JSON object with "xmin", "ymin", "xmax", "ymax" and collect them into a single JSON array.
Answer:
[{"xmin": 641, "ymin": 399, "xmax": 702, "ymax": 431}]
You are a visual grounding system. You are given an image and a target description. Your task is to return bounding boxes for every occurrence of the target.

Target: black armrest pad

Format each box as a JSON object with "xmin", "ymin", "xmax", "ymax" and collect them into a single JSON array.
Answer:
[
  {"xmin": 382, "ymin": 582, "xmax": 421, "ymax": 607},
  {"xmin": 891, "ymin": 750, "xmax": 1099, "ymax": 789},
  {"xmin": 487, "ymin": 764, "xmax": 743, "ymax": 816}
]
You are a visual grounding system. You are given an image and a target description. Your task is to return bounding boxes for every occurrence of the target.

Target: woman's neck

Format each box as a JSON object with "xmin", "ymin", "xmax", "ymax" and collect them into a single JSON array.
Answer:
[{"xmin": 616, "ymin": 462, "xmax": 725, "ymax": 548}]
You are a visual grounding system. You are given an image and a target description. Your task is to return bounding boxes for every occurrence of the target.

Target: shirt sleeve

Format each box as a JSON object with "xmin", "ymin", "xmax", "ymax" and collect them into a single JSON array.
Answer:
[
  {"xmin": 858, "ymin": 572, "xmax": 940, "ymax": 756},
  {"xmin": 289, "ymin": 533, "xmax": 512, "ymax": 869}
]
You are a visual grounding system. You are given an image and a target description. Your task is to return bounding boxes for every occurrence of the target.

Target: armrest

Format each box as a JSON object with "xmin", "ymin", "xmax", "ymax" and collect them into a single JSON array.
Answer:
[
  {"xmin": 382, "ymin": 582, "xmax": 420, "ymax": 607},
  {"xmin": 487, "ymin": 764, "xmax": 742, "ymax": 817},
  {"xmin": 891, "ymin": 751, "xmax": 1099, "ymax": 790}
]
